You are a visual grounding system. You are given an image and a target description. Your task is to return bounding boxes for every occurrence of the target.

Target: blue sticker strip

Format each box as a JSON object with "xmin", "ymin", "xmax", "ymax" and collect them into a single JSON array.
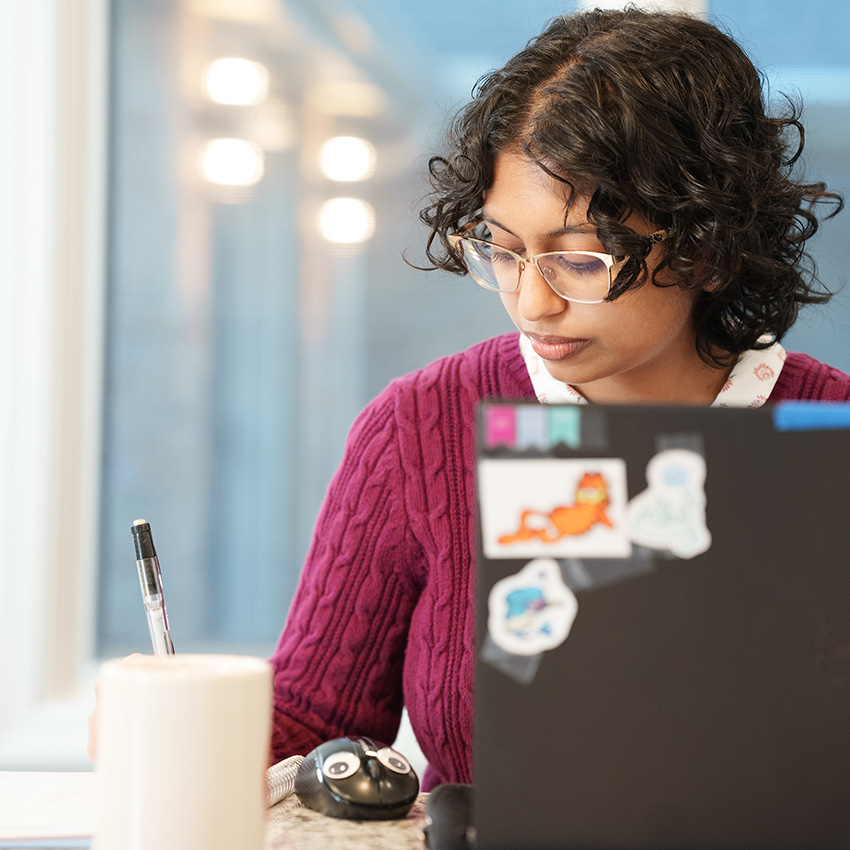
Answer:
[
  {"xmin": 484, "ymin": 405, "xmax": 583, "ymax": 450},
  {"xmin": 550, "ymin": 406, "xmax": 581, "ymax": 448},
  {"xmin": 772, "ymin": 401, "xmax": 850, "ymax": 432},
  {"xmin": 516, "ymin": 405, "xmax": 548, "ymax": 449}
]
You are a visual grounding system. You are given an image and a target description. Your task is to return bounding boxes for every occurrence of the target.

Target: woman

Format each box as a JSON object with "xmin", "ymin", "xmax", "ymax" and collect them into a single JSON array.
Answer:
[
  {"xmin": 90, "ymin": 8, "xmax": 850, "ymax": 786},
  {"xmin": 269, "ymin": 8, "xmax": 849, "ymax": 790}
]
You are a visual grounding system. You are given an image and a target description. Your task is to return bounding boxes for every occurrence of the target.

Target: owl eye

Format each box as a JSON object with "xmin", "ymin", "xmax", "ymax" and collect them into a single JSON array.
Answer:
[
  {"xmin": 376, "ymin": 747, "xmax": 411, "ymax": 775},
  {"xmin": 322, "ymin": 750, "xmax": 360, "ymax": 780}
]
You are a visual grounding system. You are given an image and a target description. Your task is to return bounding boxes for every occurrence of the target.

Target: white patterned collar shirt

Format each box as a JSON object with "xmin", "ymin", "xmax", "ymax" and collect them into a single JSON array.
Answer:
[{"xmin": 518, "ymin": 333, "xmax": 787, "ymax": 408}]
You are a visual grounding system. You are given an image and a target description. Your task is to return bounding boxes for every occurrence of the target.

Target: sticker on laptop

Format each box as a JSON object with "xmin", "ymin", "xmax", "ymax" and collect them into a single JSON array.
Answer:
[
  {"xmin": 478, "ymin": 458, "xmax": 632, "ymax": 559},
  {"xmin": 487, "ymin": 558, "xmax": 578, "ymax": 656},
  {"xmin": 627, "ymin": 449, "xmax": 711, "ymax": 559}
]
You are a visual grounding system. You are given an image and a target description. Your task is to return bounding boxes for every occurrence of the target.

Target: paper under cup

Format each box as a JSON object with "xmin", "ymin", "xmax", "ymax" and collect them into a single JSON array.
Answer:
[{"xmin": 93, "ymin": 654, "xmax": 271, "ymax": 850}]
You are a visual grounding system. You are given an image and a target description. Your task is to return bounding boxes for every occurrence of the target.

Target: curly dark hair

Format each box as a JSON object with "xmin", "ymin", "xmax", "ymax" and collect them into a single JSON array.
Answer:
[{"xmin": 419, "ymin": 6, "xmax": 843, "ymax": 366}]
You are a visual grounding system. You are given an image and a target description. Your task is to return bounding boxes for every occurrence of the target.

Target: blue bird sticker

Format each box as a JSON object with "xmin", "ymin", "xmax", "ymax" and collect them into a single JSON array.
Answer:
[{"xmin": 487, "ymin": 559, "xmax": 578, "ymax": 656}]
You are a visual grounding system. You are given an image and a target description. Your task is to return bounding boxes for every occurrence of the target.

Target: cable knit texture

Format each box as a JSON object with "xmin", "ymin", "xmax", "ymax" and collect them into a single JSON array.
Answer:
[
  {"xmin": 770, "ymin": 351, "xmax": 850, "ymax": 401},
  {"xmin": 270, "ymin": 333, "xmax": 850, "ymax": 790}
]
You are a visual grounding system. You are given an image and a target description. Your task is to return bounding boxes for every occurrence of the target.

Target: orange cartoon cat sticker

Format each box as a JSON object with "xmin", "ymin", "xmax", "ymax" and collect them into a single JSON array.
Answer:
[
  {"xmin": 478, "ymin": 458, "xmax": 631, "ymax": 559},
  {"xmin": 498, "ymin": 472, "xmax": 614, "ymax": 544}
]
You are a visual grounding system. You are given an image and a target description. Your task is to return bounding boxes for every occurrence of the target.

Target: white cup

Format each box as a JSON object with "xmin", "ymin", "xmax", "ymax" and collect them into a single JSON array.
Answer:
[{"xmin": 93, "ymin": 654, "xmax": 272, "ymax": 850}]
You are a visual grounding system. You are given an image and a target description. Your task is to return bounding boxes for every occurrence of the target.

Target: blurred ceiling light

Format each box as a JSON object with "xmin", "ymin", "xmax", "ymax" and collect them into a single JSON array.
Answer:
[
  {"xmin": 318, "ymin": 198, "xmax": 375, "ymax": 244},
  {"xmin": 319, "ymin": 136, "xmax": 376, "ymax": 182},
  {"xmin": 205, "ymin": 58, "xmax": 269, "ymax": 105},
  {"xmin": 306, "ymin": 81, "xmax": 386, "ymax": 117},
  {"xmin": 200, "ymin": 139, "xmax": 265, "ymax": 186}
]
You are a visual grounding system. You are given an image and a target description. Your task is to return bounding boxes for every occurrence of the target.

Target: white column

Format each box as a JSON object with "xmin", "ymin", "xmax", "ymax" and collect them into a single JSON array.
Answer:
[{"xmin": 0, "ymin": 0, "xmax": 107, "ymax": 764}]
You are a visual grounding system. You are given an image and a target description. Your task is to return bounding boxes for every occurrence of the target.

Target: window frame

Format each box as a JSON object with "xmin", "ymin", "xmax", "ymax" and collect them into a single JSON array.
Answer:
[{"xmin": 0, "ymin": 0, "xmax": 108, "ymax": 770}]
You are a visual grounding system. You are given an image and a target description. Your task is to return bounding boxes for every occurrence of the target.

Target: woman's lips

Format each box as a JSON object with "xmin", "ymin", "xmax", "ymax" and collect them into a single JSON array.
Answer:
[{"xmin": 526, "ymin": 333, "xmax": 590, "ymax": 361}]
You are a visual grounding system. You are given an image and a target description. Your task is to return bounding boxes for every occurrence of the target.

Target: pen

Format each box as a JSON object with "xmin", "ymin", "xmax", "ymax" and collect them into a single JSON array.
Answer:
[{"xmin": 131, "ymin": 519, "xmax": 175, "ymax": 656}]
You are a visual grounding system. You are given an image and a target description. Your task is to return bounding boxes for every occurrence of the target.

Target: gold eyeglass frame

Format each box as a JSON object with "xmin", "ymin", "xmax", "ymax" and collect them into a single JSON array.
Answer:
[{"xmin": 448, "ymin": 222, "xmax": 673, "ymax": 305}]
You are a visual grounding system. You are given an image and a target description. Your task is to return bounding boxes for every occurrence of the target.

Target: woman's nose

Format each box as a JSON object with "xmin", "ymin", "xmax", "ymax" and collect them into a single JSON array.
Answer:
[{"xmin": 515, "ymin": 263, "xmax": 567, "ymax": 323}]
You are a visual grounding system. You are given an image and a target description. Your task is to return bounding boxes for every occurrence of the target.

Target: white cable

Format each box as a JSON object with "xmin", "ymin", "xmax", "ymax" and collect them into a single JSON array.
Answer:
[{"xmin": 266, "ymin": 755, "xmax": 305, "ymax": 807}]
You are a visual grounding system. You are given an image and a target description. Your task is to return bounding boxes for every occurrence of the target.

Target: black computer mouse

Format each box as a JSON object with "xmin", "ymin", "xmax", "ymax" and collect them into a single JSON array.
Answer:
[
  {"xmin": 423, "ymin": 783, "xmax": 476, "ymax": 850},
  {"xmin": 294, "ymin": 735, "xmax": 420, "ymax": 820}
]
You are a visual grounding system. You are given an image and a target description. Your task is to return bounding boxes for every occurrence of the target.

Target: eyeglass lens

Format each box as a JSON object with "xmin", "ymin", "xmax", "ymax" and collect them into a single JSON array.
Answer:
[{"xmin": 459, "ymin": 239, "xmax": 610, "ymax": 302}]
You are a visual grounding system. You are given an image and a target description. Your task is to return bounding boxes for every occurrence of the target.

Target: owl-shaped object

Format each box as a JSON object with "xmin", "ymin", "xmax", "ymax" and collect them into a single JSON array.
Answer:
[{"xmin": 295, "ymin": 735, "xmax": 420, "ymax": 820}]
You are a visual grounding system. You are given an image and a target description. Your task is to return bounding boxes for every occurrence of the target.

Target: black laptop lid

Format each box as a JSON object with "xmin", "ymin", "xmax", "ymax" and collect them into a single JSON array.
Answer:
[{"xmin": 474, "ymin": 403, "xmax": 850, "ymax": 850}]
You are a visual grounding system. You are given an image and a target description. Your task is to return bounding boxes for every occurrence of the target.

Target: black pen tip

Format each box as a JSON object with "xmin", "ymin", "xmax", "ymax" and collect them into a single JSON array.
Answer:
[{"xmin": 131, "ymin": 520, "xmax": 156, "ymax": 559}]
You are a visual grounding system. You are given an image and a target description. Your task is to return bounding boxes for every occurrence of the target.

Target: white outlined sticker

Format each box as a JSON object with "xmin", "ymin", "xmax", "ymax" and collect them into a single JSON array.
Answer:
[
  {"xmin": 478, "ymin": 458, "xmax": 632, "ymax": 559},
  {"xmin": 487, "ymin": 559, "xmax": 578, "ymax": 656},
  {"xmin": 627, "ymin": 449, "xmax": 711, "ymax": 559}
]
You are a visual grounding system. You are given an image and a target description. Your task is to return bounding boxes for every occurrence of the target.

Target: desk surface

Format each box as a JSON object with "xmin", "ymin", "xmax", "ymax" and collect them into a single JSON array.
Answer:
[
  {"xmin": 267, "ymin": 793, "xmax": 426, "ymax": 849},
  {"xmin": 0, "ymin": 772, "xmax": 426, "ymax": 849}
]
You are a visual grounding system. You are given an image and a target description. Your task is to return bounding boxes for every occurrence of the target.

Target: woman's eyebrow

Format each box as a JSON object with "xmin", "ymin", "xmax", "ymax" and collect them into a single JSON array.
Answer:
[{"xmin": 480, "ymin": 212, "xmax": 597, "ymax": 239}]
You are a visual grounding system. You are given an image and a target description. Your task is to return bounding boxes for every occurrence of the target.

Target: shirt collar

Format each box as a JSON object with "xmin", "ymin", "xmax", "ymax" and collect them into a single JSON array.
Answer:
[{"xmin": 518, "ymin": 333, "xmax": 786, "ymax": 408}]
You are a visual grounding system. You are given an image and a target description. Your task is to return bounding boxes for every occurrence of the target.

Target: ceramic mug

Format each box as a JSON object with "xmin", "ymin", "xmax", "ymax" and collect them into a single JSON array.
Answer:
[{"xmin": 93, "ymin": 654, "xmax": 272, "ymax": 850}]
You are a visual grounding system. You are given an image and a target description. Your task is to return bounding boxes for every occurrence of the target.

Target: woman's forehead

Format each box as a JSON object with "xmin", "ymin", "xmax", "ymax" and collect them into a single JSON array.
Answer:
[{"xmin": 483, "ymin": 152, "xmax": 593, "ymax": 233}]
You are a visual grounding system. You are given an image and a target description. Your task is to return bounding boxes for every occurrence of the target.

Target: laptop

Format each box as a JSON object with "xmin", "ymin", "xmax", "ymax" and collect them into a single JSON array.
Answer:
[{"xmin": 474, "ymin": 401, "xmax": 850, "ymax": 850}]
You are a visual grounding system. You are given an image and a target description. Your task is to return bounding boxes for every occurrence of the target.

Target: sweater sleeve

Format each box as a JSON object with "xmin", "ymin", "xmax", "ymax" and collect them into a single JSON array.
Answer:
[{"xmin": 269, "ymin": 384, "xmax": 421, "ymax": 761}]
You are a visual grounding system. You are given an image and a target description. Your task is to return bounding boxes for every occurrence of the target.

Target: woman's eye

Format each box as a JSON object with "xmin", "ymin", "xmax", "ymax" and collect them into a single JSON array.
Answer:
[
  {"xmin": 490, "ymin": 248, "xmax": 517, "ymax": 265},
  {"xmin": 555, "ymin": 254, "xmax": 605, "ymax": 276}
]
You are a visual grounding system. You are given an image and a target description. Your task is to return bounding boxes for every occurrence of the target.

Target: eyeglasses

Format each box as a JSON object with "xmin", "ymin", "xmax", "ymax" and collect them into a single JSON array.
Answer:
[{"xmin": 447, "ymin": 223, "xmax": 672, "ymax": 304}]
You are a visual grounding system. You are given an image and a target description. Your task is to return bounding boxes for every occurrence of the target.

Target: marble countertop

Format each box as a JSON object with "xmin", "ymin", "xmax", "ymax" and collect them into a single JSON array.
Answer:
[
  {"xmin": 0, "ymin": 772, "xmax": 428, "ymax": 850},
  {"xmin": 266, "ymin": 793, "xmax": 427, "ymax": 849}
]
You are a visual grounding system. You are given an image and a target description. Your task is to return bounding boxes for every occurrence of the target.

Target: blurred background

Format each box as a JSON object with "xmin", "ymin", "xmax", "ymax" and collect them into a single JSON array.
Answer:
[{"xmin": 1, "ymin": 0, "xmax": 847, "ymax": 771}]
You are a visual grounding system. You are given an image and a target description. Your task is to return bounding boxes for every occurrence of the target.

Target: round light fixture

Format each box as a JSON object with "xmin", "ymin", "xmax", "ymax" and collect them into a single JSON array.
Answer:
[
  {"xmin": 319, "ymin": 136, "xmax": 376, "ymax": 182},
  {"xmin": 318, "ymin": 198, "xmax": 375, "ymax": 244},
  {"xmin": 200, "ymin": 138, "xmax": 265, "ymax": 186},
  {"xmin": 204, "ymin": 58, "xmax": 269, "ymax": 106}
]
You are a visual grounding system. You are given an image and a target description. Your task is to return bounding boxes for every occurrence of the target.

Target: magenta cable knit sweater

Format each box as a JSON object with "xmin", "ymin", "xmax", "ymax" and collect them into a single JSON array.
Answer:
[{"xmin": 270, "ymin": 332, "xmax": 850, "ymax": 790}]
